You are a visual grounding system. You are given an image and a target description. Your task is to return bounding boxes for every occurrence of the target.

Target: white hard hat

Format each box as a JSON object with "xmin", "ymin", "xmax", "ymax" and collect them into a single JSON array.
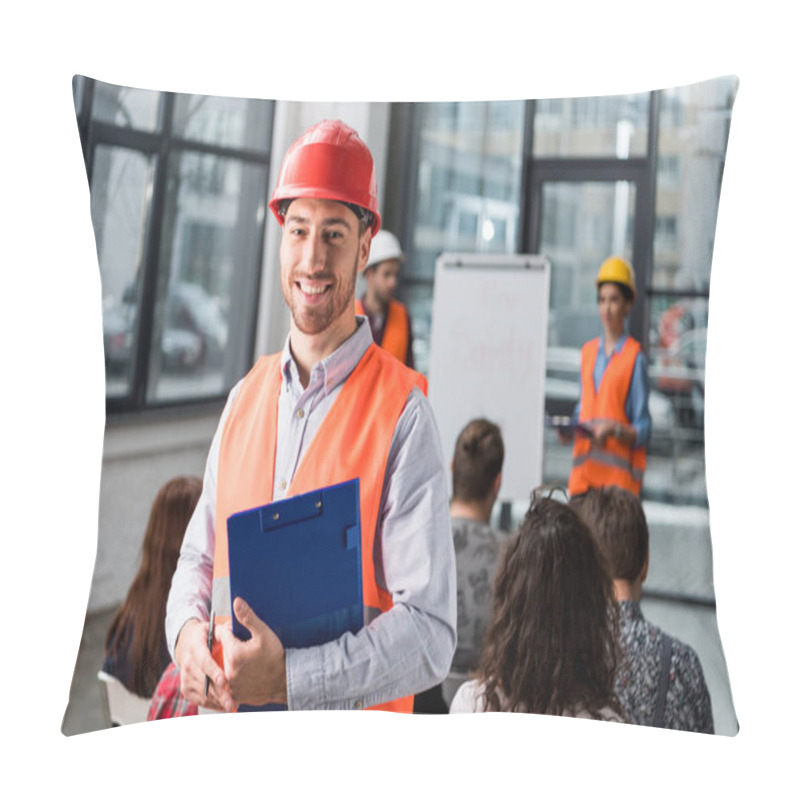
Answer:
[{"xmin": 366, "ymin": 230, "xmax": 404, "ymax": 270}]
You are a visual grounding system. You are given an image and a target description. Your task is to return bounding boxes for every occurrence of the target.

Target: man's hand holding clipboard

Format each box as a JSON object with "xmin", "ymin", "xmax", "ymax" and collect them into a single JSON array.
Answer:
[{"xmin": 215, "ymin": 597, "xmax": 288, "ymax": 707}]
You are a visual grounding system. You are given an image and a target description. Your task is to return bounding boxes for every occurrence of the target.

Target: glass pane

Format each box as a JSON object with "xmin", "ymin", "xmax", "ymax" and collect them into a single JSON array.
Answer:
[
  {"xmin": 72, "ymin": 75, "xmax": 86, "ymax": 117},
  {"xmin": 172, "ymin": 93, "xmax": 272, "ymax": 151},
  {"xmin": 533, "ymin": 92, "xmax": 650, "ymax": 158},
  {"xmin": 541, "ymin": 181, "xmax": 636, "ymax": 323},
  {"xmin": 652, "ymin": 77, "xmax": 738, "ymax": 291},
  {"xmin": 641, "ymin": 294, "xmax": 709, "ymax": 505},
  {"xmin": 409, "ymin": 100, "xmax": 525, "ymax": 282},
  {"xmin": 90, "ymin": 145, "xmax": 156, "ymax": 398},
  {"xmin": 538, "ymin": 180, "xmax": 636, "ymax": 488},
  {"xmin": 91, "ymin": 80, "xmax": 162, "ymax": 132},
  {"xmin": 400, "ymin": 283, "xmax": 434, "ymax": 376},
  {"xmin": 147, "ymin": 150, "xmax": 268, "ymax": 403}
]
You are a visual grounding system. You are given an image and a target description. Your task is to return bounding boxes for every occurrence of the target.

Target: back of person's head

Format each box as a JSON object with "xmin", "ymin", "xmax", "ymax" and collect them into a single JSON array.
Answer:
[
  {"xmin": 452, "ymin": 418, "xmax": 504, "ymax": 503},
  {"xmin": 105, "ymin": 475, "xmax": 202, "ymax": 697},
  {"xmin": 477, "ymin": 491, "xmax": 619, "ymax": 716},
  {"xmin": 570, "ymin": 486, "xmax": 649, "ymax": 582}
]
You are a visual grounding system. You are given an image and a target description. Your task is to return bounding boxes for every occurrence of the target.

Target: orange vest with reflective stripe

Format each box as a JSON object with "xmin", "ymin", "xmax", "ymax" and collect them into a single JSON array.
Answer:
[
  {"xmin": 212, "ymin": 343, "xmax": 425, "ymax": 713},
  {"xmin": 355, "ymin": 298, "xmax": 411, "ymax": 366},
  {"xmin": 569, "ymin": 337, "xmax": 647, "ymax": 497}
]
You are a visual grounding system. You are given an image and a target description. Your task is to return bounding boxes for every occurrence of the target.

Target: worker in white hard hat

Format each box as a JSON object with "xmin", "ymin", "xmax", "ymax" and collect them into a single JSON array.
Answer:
[
  {"xmin": 560, "ymin": 256, "xmax": 651, "ymax": 497},
  {"xmin": 355, "ymin": 229, "xmax": 416, "ymax": 368}
]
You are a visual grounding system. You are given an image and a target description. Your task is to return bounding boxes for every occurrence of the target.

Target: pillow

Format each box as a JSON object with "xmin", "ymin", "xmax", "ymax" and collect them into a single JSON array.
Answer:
[{"xmin": 64, "ymin": 76, "xmax": 737, "ymax": 741}]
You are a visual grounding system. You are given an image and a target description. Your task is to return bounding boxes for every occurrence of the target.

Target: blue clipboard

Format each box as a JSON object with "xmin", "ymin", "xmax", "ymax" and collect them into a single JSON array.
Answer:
[{"xmin": 226, "ymin": 478, "xmax": 364, "ymax": 712}]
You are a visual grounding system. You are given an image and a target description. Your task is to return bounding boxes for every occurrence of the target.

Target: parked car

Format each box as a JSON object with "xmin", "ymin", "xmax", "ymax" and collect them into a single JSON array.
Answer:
[
  {"xmin": 102, "ymin": 302, "xmax": 134, "ymax": 375},
  {"xmin": 650, "ymin": 327, "xmax": 706, "ymax": 430},
  {"xmin": 102, "ymin": 282, "xmax": 226, "ymax": 375},
  {"xmin": 164, "ymin": 282, "xmax": 228, "ymax": 368},
  {"xmin": 161, "ymin": 327, "xmax": 204, "ymax": 371}
]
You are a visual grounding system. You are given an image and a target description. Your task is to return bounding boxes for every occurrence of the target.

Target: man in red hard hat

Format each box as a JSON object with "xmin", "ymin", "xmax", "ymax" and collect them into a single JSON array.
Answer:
[{"xmin": 166, "ymin": 120, "xmax": 456, "ymax": 713}]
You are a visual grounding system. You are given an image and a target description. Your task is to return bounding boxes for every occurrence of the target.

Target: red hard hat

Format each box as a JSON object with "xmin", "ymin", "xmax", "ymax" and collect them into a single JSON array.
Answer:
[{"xmin": 269, "ymin": 119, "xmax": 381, "ymax": 235}]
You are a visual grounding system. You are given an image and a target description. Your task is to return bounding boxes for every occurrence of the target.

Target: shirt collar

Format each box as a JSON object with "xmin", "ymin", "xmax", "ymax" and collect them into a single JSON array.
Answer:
[
  {"xmin": 280, "ymin": 317, "xmax": 374, "ymax": 396},
  {"xmin": 599, "ymin": 333, "xmax": 629, "ymax": 356},
  {"xmin": 618, "ymin": 599, "xmax": 644, "ymax": 621}
]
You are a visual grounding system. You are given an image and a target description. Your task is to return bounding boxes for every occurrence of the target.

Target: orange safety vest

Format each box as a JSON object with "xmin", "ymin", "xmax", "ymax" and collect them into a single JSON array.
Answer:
[
  {"xmin": 355, "ymin": 298, "xmax": 411, "ymax": 366},
  {"xmin": 569, "ymin": 337, "xmax": 647, "ymax": 497},
  {"xmin": 212, "ymin": 343, "xmax": 426, "ymax": 713}
]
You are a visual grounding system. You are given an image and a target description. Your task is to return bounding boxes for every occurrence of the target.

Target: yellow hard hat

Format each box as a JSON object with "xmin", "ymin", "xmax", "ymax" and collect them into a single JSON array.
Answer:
[{"xmin": 596, "ymin": 256, "xmax": 636, "ymax": 299}]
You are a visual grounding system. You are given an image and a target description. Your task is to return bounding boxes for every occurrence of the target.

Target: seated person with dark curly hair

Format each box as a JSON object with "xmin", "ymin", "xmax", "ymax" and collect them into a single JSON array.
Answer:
[{"xmin": 450, "ymin": 491, "xmax": 624, "ymax": 721}]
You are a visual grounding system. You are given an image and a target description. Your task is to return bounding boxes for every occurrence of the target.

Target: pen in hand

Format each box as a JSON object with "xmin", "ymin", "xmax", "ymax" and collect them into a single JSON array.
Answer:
[{"xmin": 204, "ymin": 611, "xmax": 215, "ymax": 699}]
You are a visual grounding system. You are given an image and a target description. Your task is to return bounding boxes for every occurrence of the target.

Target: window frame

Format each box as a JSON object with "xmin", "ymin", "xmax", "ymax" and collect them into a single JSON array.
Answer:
[{"xmin": 74, "ymin": 77, "xmax": 274, "ymax": 416}]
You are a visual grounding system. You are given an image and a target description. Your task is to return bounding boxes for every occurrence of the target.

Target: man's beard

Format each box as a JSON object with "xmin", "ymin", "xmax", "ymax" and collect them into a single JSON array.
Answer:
[{"xmin": 285, "ymin": 257, "xmax": 359, "ymax": 336}]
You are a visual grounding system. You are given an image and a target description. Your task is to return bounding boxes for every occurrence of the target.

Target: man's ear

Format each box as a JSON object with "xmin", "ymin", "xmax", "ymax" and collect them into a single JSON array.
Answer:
[{"xmin": 357, "ymin": 232, "xmax": 372, "ymax": 276}]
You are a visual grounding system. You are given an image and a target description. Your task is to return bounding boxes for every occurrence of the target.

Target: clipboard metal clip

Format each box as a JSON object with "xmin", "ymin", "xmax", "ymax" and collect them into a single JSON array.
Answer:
[{"xmin": 260, "ymin": 492, "xmax": 324, "ymax": 531}]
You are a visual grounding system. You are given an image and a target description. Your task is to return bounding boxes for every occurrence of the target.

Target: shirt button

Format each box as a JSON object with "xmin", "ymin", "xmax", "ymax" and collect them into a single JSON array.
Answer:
[
  {"xmin": 354, "ymin": 700, "xmax": 363, "ymax": 709},
  {"xmin": 327, "ymin": 379, "xmax": 333, "ymax": 388},
  {"xmin": 296, "ymin": 409, "xmax": 305, "ymax": 419},
  {"xmin": 280, "ymin": 480, "xmax": 287, "ymax": 490}
]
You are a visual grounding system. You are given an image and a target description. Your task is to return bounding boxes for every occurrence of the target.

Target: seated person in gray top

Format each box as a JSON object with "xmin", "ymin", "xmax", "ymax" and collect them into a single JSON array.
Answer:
[
  {"xmin": 570, "ymin": 486, "xmax": 714, "ymax": 733},
  {"xmin": 445, "ymin": 418, "xmax": 508, "ymax": 705}
]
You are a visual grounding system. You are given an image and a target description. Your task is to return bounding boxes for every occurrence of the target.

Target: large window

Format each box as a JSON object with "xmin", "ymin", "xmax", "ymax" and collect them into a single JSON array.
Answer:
[
  {"xmin": 400, "ymin": 100, "xmax": 525, "ymax": 373},
  {"xmin": 73, "ymin": 77, "xmax": 274, "ymax": 413},
  {"xmin": 396, "ymin": 77, "xmax": 736, "ymax": 507}
]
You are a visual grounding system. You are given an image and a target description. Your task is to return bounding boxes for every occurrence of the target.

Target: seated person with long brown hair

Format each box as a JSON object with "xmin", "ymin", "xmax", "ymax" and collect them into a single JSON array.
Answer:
[
  {"xmin": 450, "ymin": 491, "xmax": 624, "ymax": 721},
  {"xmin": 102, "ymin": 476, "xmax": 202, "ymax": 699}
]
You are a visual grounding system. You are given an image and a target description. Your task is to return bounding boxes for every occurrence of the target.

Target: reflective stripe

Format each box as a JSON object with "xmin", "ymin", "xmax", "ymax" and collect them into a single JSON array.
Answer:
[
  {"xmin": 212, "ymin": 576, "xmax": 230, "ymax": 618},
  {"xmin": 573, "ymin": 449, "xmax": 645, "ymax": 483}
]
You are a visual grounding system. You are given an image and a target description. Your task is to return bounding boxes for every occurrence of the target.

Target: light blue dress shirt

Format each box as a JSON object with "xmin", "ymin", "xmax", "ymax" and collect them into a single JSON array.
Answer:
[{"xmin": 166, "ymin": 318, "xmax": 457, "ymax": 710}]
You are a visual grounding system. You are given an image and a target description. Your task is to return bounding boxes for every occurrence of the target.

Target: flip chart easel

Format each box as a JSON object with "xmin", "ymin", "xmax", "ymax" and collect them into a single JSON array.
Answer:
[{"xmin": 427, "ymin": 253, "xmax": 551, "ymax": 506}]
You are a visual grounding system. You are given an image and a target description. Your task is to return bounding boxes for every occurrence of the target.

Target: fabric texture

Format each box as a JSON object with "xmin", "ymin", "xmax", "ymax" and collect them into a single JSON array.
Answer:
[
  {"xmin": 147, "ymin": 661, "xmax": 198, "ymax": 721},
  {"xmin": 449, "ymin": 679, "xmax": 624, "ymax": 722},
  {"xmin": 102, "ymin": 623, "xmax": 171, "ymax": 699},
  {"xmin": 616, "ymin": 600, "xmax": 714, "ymax": 733},
  {"xmin": 450, "ymin": 517, "xmax": 508, "ymax": 676}
]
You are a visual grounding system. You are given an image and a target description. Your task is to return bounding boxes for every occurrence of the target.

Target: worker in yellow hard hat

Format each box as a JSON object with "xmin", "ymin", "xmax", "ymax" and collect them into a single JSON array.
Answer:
[{"xmin": 561, "ymin": 256, "xmax": 651, "ymax": 497}]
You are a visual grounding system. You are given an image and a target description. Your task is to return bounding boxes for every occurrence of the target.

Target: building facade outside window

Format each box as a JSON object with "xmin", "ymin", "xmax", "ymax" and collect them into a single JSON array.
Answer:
[{"xmin": 73, "ymin": 77, "xmax": 274, "ymax": 413}]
